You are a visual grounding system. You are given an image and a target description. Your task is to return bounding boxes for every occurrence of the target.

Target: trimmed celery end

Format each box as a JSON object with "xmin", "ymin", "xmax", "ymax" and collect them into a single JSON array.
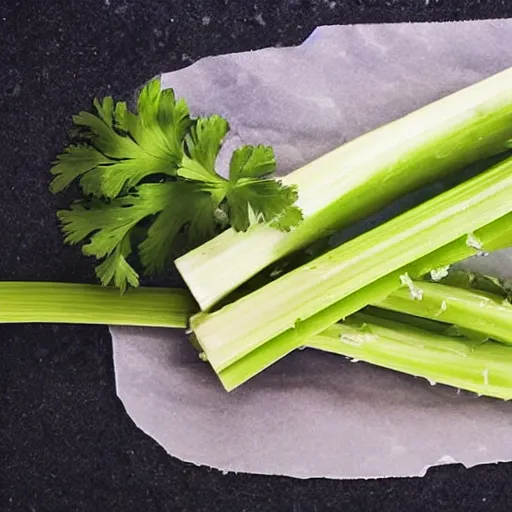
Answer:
[
  {"xmin": 193, "ymin": 156, "xmax": 512, "ymax": 391},
  {"xmin": 307, "ymin": 313, "xmax": 512, "ymax": 401},
  {"xmin": 0, "ymin": 282, "xmax": 196, "ymax": 328},
  {"xmin": 377, "ymin": 281, "xmax": 512, "ymax": 346},
  {"xmin": 176, "ymin": 67, "xmax": 512, "ymax": 311}
]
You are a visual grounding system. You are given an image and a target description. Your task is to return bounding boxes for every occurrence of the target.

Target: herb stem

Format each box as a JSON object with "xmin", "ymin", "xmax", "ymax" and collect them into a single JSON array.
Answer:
[{"xmin": 0, "ymin": 282, "xmax": 196, "ymax": 328}]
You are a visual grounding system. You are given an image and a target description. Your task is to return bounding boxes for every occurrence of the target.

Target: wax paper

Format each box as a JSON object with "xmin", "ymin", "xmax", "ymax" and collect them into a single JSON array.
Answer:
[{"xmin": 112, "ymin": 19, "xmax": 512, "ymax": 480}]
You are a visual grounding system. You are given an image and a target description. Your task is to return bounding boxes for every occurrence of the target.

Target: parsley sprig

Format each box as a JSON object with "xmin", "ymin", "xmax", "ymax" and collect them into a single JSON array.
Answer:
[{"xmin": 50, "ymin": 78, "xmax": 302, "ymax": 292}]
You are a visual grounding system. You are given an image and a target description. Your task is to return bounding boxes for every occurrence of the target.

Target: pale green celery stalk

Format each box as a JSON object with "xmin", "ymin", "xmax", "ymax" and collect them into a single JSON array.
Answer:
[
  {"xmin": 306, "ymin": 313, "xmax": 512, "ymax": 401},
  {"xmin": 192, "ymin": 158, "xmax": 512, "ymax": 391},
  {"xmin": 377, "ymin": 281, "xmax": 512, "ymax": 345},
  {"xmin": 0, "ymin": 282, "xmax": 196, "ymax": 328},
  {"xmin": 193, "ymin": 157, "xmax": 512, "ymax": 372},
  {"xmin": 211, "ymin": 213, "xmax": 512, "ymax": 390},
  {"xmin": 176, "ymin": 67, "xmax": 512, "ymax": 311}
]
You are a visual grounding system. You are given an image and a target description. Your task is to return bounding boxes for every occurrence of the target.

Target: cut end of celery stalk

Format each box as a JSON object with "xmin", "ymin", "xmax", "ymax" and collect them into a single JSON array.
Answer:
[
  {"xmin": 307, "ymin": 314, "xmax": 512, "ymax": 401},
  {"xmin": 175, "ymin": 224, "xmax": 284, "ymax": 312},
  {"xmin": 177, "ymin": 66, "xmax": 512, "ymax": 311},
  {"xmin": 0, "ymin": 282, "xmax": 197, "ymax": 328}
]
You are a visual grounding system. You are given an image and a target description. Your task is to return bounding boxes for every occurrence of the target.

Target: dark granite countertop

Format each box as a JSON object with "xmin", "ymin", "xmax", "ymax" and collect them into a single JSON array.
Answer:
[{"xmin": 2, "ymin": 1, "xmax": 512, "ymax": 511}]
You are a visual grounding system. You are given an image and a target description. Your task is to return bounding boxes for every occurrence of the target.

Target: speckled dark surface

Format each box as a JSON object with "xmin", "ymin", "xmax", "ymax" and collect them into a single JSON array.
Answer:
[{"xmin": 2, "ymin": 1, "xmax": 512, "ymax": 511}]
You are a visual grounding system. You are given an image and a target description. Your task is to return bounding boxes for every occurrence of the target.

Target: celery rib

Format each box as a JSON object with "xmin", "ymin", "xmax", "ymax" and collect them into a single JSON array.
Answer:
[
  {"xmin": 307, "ymin": 313, "xmax": 512, "ymax": 401},
  {"xmin": 177, "ymin": 67, "xmax": 512, "ymax": 311},
  {"xmin": 377, "ymin": 281, "xmax": 512, "ymax": 345},
  {"xmin": 214, "ymin": 213, "xmax": 512, "ymax": 390},
  {"xmin": 227, "ymin": 212, "xmax": 512, "ymax": 391},
  {"xmin": 194, "ymin": 164, "xmax": 512, "ymax": 390},
  {"xmin": 193, "ymin": 156, "xmax": 512, "ymax": 377},
  {"xmin": 215, "ymin": 211, "xmax": 512, "ymax": 390},
  {"xmin": 0, "ymin": 282, "xmax": 196, "ymax": 328}
]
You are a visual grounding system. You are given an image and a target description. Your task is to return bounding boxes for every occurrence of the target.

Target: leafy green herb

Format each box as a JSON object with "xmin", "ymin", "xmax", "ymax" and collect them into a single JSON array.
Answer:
[
  {"xmin": 50, "ymin": 78, "xmax": 302, "ymax": 292},
  {"xmin": 177, "ymin": 117, "xmax": 302, "ymax": 232},
  {"xmin": 50, "ymin": 83, "xmax": 191, "ymax": 198}
]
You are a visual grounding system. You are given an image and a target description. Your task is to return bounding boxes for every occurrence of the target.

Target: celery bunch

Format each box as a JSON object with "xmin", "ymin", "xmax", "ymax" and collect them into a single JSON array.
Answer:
[
  {"xmin": 5, "ymin": 66, "xmax": 512, "ymax": 402},
  {"xmin": 192, "ymin": 156, "xmax": 512, "ymax": 389}
]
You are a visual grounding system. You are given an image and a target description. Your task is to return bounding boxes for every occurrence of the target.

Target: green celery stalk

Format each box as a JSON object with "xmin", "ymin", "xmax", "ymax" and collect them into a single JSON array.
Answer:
[
  {"xmin": 193, "ymin": 157, "xmax": 512, "ymax": 372},
  {"xmin": 192, "ymin": 157, "xmax": 512, "ymax": 391},
  {"xmin": 213, "ymin": 213, "xmax": 512, "ymax": 390},
  {"xmin": 377, "ymin": 281, "xmax": 512, "ymax": 345},
  {"xmin": 0, "ymin": 282, "xmax": 196, "ymax": 328},
  {"xmin": 306, "ymin": 313, "xmax": 512, "ymax": 401},
  {"xmin": 176, "ymin": 67, "xmax": 512, "ymax": 311}
]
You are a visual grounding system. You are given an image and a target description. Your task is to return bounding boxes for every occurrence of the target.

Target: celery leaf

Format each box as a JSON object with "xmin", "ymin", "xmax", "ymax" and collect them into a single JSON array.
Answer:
[
  {"xmin": 226, "ymin": 178, "xmax": 301, "ymax": 231},
  {"xmin": 177, "ymin": 128, "xmax": 303, "ymax": 232},
  {"xmin": 227, "ymin": 145, "xmax": 303, "ymax": 231},
  {"xmin": 228, "ymin": 145, "xmax": 276, "ymax": 180},
  {"xmin": 138, "ymin": 182, "xmax": 217, "ymax": 274},
  {"xmin": 57, "ymin": 182, "xmax": 217, "ymax": 291},
  {"xmin": 50, "ymin": 78, "xmax": 191, "ymax": 199},
  {"xmin": 51, "ymin": 81, "xmax": 303, "ymax": 291}
]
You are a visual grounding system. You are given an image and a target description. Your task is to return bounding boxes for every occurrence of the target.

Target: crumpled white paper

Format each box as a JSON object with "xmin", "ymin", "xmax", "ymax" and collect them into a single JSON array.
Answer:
[{"xmin": 112, "ymin": 19, "xmax": 512, "ymax": 480}]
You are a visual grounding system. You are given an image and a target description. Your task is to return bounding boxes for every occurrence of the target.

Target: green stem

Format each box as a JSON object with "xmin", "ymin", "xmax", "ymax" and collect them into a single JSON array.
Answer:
[
  {"xmin": 377, "ymin": 281, "xmax": 512, "ymax": 345},
  {"xmin": 193, "ymin": 156, "xmax": 512, "ymax": 390},
  {"xmin": 0, "ymin": 282, "xmax": 196, "ymax": 328},
  {"xmin": 3, "ymin": 281, "xmax": 512, "ymax": 402},
  {"xmin": 214, "ymin": 210, "xmax": 512, "ymax": 391},
  {"xmin": 307, "ymin": 313, "xmax": 512, "ymax": 400}
]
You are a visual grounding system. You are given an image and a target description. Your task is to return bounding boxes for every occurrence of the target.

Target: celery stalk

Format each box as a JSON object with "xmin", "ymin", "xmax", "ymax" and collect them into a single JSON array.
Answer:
[
  {"xmin": 377, "ymin": 281, "xmax": 512, "ymax": 345},
  {"xmin": 176, "ymin": 67, "xmax": 512, "ymax": 311},
  {"xmin": 307, "ymin": 313, "xmax": 512, "ymax": 401},
  {"xmin": 0, "ymin": 282, "xmax": 196, "ymax": 328},
  {"xmin": 213, "ymin": 214, "xmax": 512, "ymax": 390},
  {"xmin": 192, "ymin": 157, "xmax": 512, "ymax": 390}
]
